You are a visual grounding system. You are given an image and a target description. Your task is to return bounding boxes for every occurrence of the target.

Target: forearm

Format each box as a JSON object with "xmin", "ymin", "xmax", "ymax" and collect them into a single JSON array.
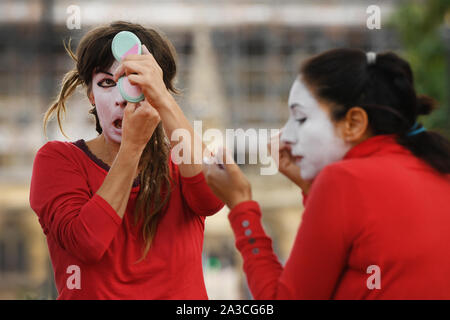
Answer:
[
  {"xmin": 228, "ymin": 201, "xmax": 288, "ymax": 299},
  {"xmin": 158, "ymin": 94, "xmax": 207, "ymax": 177},
  {"xmin": 96, "ymin": 144, "xmax": 142, "ymax": 218}
]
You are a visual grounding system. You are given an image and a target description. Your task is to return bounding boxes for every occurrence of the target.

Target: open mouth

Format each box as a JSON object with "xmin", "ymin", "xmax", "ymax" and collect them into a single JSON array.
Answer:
[{"xmin": 113, "ymin": 119, "xmax": 122, "ymax": 129}]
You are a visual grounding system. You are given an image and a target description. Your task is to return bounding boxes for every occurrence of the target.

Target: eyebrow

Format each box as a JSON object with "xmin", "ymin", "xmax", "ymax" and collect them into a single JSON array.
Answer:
[{"xmin": 98, "ymin": 70, "xmax": 113, "ymax": 76}]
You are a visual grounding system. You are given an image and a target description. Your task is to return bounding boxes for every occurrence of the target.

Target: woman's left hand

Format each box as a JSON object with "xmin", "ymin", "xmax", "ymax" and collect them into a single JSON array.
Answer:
[
  {"xmin": 113, "ymin": 45, "xmax": 171, "ymax": 110},
  {"xmin": 203, "ymin": 149, "xmax": 252, "ymax": 209}
]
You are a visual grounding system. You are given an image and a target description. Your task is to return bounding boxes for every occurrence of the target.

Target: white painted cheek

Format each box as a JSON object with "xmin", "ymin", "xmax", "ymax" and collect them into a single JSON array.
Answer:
[
  {"xmin": 292, "ymin": 122, "xmax": 321, "ymax": 179},
  {"xmin": 299, "ymin": 111, "xmax": 351, "ymax": 180},
  {"xmin": 300, "ymin": 116, "xmax": 335, "ymax": 179},
  {"xmin": 95, "ymin": 97, "xmax": 114, "ymax": 129},
  {"xmin": 92, "ymin": 86, "xmax": 122, "ymax": 143},
  {"xmin": 285, "ymin": 76, "xmax": 351, "ymax": 180}
]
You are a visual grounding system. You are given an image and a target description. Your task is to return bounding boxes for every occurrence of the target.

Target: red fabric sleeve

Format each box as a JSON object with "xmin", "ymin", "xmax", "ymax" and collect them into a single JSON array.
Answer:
[
  {"xmin": 228, "ymin": 165, "xmax": 352, "ymax": 299},
  {"xmin": 179, "ymin": 170, "xmax": 225, "ymax": 216},
  {"xmin": 29, "ymin": 142, "xmax": 122, "ymax": 264},
  {"xmin": 228, "ymin": 200, "xmax": 290, "ymax": 299}
]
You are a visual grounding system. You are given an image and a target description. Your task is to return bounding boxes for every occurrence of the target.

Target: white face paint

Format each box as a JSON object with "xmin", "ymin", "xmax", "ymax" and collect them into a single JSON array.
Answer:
[
  {"xmin": 90, "ymin": 61, "xmax": 126, "ymax": 144},
  {"xmin": 280, "ymin": 76, "xmax": 352, "ymax": 180}
]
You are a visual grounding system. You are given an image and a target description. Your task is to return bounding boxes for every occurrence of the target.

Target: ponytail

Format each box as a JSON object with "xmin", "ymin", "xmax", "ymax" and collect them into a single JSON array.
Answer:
[
  {"xmin": 397, "ymin": 96, "xmax": 450, "ymax": 174},
  {"xmin": 43, "ymin": 39, "xmax": 82, "ymax": 139}
]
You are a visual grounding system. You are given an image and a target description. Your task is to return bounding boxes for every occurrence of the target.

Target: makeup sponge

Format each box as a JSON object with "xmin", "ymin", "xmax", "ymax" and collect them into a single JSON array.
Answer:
[{"xmin": 111, "ymin": 31, "xmax": 145, "ymax": 103}]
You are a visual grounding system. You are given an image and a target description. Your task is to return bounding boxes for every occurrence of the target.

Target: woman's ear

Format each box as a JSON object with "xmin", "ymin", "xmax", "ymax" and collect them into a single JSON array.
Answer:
[
  {"xmin": 88, "ymin": 89, "xmax": 95, "ymax": 106},
  {"xmin": 340, "ymin": 106, "xmax": 370, "ymax": 143}
]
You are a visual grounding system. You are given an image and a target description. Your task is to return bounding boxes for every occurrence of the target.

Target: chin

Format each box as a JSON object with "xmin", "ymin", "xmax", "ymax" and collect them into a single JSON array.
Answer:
[
  {"xmin": 299, "ymin": 162, "xmax": 320, "ymax": 181},
  {"xmin": 104, "ymin": 133, "xmax": 122, "ymax": 145}
]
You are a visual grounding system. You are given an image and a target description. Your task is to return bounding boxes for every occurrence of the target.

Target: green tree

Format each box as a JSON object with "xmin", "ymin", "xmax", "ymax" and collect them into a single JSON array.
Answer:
[{"xmin": 390, "ymin": 0, "xmax": 450, "ymax": 137}]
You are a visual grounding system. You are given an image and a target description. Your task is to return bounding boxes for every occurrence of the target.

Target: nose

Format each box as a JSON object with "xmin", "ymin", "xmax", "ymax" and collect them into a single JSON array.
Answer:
[
  {"xmin": 280, "ymin": 120, "xmax": 297, "ymax": 145},
  {"xmin": 113, "ymin": 86, "xmax": 127, "ymax": 108},
  {"xmin": 116, "ymin": 97, "xmax": 127, "ymax": 109}
]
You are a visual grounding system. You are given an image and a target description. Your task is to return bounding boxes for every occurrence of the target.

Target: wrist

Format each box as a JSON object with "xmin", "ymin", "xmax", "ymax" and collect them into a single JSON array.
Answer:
[
  {"xmin": 119, "ymin": 143, "xmax": 144, "ymax": 158},
  {"xmin": 149, "ymin": 90, "xmax": 174, "ymax": 111},
  {"xmin": 228, "ymin": 190, "xmax": 252, "ymax": 209}
]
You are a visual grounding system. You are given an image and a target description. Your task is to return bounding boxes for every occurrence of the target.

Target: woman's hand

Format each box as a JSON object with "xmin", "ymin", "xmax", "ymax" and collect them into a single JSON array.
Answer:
[
  {"xmin": 203, "ymin": 149, "xmax": 252, "ymax": 209},
  {"xmin": 269, "ymin": 131, "xmax": 311, "ymax": 193},
  {"xmin": 121, "ymin": 99, "xmax": 161, "ymax": 153},
  {"xmin": 113, "ymin": 45, "xmax": 171, "ymax": 110}
]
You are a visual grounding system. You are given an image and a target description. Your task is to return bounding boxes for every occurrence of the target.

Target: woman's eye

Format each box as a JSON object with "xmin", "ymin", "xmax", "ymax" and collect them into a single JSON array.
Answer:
[
  {"xmin": 296, "ymin": 118, "xmax": 307, "ymax": 125},
  {"xmin": 97, "ymin": 78, "xmax": 116, "ymax": 87}
]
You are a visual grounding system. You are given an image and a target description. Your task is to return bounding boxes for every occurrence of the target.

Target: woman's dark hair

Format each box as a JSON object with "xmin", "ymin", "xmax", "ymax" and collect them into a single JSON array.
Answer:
[
  {"xmin": 301, "ymin": 48, "xmax": 450, "ymax": 174},
  {"xmin": 43, "ymin": 21, "xmax": 179, "ymax": 260}
]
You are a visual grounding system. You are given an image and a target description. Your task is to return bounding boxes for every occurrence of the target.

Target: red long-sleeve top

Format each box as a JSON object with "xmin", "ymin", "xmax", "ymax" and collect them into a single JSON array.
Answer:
[
  {"xmin": 229, "ymin": 135, "xmax": 450, "ymax": 299},
  {"xmin": 29, "ymin": 139, "xmax": 224, "ymax": 300}
]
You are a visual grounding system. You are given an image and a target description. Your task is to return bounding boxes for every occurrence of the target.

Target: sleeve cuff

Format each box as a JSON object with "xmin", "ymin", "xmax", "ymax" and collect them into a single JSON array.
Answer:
[{"xmin": 228, "ymin": 200, "xmax": 261, "ymax": 223}]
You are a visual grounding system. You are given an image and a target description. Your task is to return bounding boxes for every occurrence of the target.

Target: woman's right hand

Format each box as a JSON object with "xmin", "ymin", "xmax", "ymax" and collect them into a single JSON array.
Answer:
[
  {"xmin": 121, "ymin": 99, "xmax": 161, "ymax": 153},
  {"xmin": 268, "ymin": 131, "xmax": 311, "ymax": 193}
]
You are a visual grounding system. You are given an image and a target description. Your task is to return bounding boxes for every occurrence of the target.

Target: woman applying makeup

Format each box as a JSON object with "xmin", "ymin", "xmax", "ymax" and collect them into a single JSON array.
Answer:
[
  {"xmin": 29, "ymin": 21, "xmax": 223, "ymax": 299},
  {"xmin": 203, "ymin": 49, "xmax": 450, "ymax": 299}
]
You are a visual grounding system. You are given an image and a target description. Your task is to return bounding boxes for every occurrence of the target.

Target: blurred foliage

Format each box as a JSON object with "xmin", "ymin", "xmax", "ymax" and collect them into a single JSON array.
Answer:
[{"xmin": 389, "ymin": 0, "xmax": 450, "ymax": 137}]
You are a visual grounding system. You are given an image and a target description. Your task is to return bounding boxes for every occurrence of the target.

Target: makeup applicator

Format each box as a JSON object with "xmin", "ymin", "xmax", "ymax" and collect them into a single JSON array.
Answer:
[{"xmin": 111, "ymin": 31, "xmax": 145, "ymax": 103}]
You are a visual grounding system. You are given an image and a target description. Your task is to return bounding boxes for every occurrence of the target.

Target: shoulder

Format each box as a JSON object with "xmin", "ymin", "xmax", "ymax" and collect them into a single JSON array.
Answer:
[
  {"xmin": 314, "ymin": 160, "xmax": 360, "ymax": 185},
  {"xmin": 318, "ymin": 155, "xmax": 390, "ymax": 184},
  {"xmin": 308, "ymin": 158, "xmax": 373, "ymax": 200},
  {"xmin": 34, "ymin": 139, "xmax": 84, "ymax": 165}
]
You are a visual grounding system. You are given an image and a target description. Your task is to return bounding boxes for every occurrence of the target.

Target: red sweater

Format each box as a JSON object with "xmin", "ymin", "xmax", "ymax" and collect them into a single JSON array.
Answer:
[
  {"xmin": 29, "ymin": 139, "xmax": 224, "ymax": 300},
  {"xmin": 229, "ymin": 135, "xmax": 450, "ymax": 299}
]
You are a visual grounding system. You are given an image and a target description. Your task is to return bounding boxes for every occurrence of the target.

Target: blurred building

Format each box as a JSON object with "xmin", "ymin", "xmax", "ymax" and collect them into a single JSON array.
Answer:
[{"xmin": 0, "ymin": 0, "xmax": 400, "ymax": 299}]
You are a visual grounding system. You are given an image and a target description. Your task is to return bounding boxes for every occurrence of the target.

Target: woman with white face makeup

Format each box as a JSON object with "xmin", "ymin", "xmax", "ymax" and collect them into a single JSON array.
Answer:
[
  {"xmin": 204, "ymin": 48, "xmax": 450, "ymax": 299},
  {"xmin": 29, "ymin": 21, "xmax": 223, "ymax": 300}
]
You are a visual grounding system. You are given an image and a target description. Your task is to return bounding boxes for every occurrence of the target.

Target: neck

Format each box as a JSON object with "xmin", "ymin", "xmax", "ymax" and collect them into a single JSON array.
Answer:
[{"xmin": 97, "ymin": 134, "xmax": 121, "ymax": 166}]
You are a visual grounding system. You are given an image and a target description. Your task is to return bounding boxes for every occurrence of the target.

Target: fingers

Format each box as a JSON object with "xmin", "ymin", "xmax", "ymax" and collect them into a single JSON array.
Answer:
[
  {"xmin": 113, "ymin": 64, "xmax": 124, "ymax": 82},
  {"xmin": 202, "ymin": 156, "xmax": 222, "ymax": 184},
  {"xmin": 135, "ymin": 99, "xmax": 156, "ymax": 114},
  {"xmin": 141, "ymin": 45, "xmax": 159, "ymax": 67},
  {"xmin": 124, "ymin": 102, "xmax": 137, "ymax": 118},
  {"xmin": 213, "ymin": 147, "xmax": 240, "ymax": 172},
  {"xmin": 267, "ymin": 133, "xmax": 278, "ymax": 156},
  {"xmin": 113, "ymin": 61, "xmax": 144, "ymax": 81},
  {"xmin": 203, "ymin": 147, "xmax": 228, "ymax": 169},
  {"xmin": 142, "ymin": 44, "xmax": 151, "ymax": 55},
  {"xmin": 268, "ymin": 131, "xmax": 291, "ymax": 158},
  {"xmin": 121, "ymin": 45, "xmax": 151, "ymax": 59},
  {"xmin": 127, "ymin": 74, "xmax": 145, "ymax": 86},
  {"xmin": 118, "ymin": 46, "xmax": 154, "ymax": 63},
  {"xmin": 279, "ymin": 140, "xmax": 291, "ymax": 152},
  {"xmin": 125, "ymin": 100, "xmax": 156, "ymax": 116}
]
